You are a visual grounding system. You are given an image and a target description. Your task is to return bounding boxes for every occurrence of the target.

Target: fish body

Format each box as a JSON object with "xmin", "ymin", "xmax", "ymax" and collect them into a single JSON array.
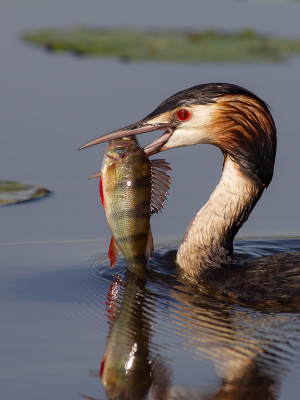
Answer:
[{"xmin": 99, "ymin": 136, "xmax": 170, "ymax": 274}]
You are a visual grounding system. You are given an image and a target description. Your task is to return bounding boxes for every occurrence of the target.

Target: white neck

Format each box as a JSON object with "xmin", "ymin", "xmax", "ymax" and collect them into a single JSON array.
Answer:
[{"xmin": 176, "ymin": 157, "xmax": 263, "ymax": 279}]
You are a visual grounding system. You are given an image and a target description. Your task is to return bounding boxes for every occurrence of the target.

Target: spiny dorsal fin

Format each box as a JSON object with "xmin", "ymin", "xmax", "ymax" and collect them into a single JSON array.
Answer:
[{"xmin": 150, "ymin": 159, "xmax": 171, "ymax": 215}]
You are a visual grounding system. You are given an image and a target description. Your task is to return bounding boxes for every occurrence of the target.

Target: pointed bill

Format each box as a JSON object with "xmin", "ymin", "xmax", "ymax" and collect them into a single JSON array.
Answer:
[{"xmin": 78, "ymin": 121, "xmax": 175, "ymax": 155}]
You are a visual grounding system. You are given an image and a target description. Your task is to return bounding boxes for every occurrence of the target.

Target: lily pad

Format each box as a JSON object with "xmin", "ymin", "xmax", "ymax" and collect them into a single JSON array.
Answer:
[
  {"xmin": 0, "ymin": 181, "xmax": 51, "ymax": 206},
  {"xmin": 21, "ymin": 27, "xmax": 300, "ymax": 63}
]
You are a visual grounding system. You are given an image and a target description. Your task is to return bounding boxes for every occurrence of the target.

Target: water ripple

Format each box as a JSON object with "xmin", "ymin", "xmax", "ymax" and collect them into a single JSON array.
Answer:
[{"xmin": 3, "ymin": 238, "xmax": 300, "ymax": 399}]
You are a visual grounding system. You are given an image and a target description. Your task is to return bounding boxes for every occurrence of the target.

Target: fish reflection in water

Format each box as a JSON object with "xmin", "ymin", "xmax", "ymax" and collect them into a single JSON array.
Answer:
[
  {"xmin": 82, "ymin": 243, "xmax": 300, "ymax": 400},
  {"xmin": 83, "ymin": 272, "xmax": 171, "ymax": 400},
  {"xmin": 100, "ymin": 274, "xmax": 154, "ymax": 399}
]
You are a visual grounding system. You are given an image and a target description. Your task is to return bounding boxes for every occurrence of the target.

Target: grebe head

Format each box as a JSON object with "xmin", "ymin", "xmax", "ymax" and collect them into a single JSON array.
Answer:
[{"xmin": 79, "ymin": 83, "xmax": 276, "ymax": 187}]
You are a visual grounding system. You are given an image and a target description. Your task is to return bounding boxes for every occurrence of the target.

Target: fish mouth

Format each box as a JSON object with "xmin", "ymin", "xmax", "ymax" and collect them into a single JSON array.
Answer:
[{"xmin": 78, "ymin": 120, "xmax": 175, "ymax": 155}]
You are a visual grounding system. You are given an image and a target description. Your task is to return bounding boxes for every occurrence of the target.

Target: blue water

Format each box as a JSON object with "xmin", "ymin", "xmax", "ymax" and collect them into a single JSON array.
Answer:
[
  {"xmin": 2, "ymin": 1, "xmax": 300, "ymax": 399},
  {"xmin": 2, "ymin": 238, "xmax": 300, "ymax": 399}
]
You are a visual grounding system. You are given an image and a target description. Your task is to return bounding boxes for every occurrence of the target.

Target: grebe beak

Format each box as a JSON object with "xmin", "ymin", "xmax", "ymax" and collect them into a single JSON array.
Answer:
[{"xmin": 78, "ymin": 120, "xmax": 175, "ymax": 156}]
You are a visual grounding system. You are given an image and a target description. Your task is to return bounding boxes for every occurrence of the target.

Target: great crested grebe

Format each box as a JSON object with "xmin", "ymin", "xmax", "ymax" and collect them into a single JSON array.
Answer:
[{"xmin": 79, "ymin": 83, "xmax": 300, "ymax": 308}]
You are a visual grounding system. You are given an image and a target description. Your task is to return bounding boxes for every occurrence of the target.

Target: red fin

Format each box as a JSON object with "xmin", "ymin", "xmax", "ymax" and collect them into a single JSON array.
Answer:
[
  {"xmin": 100, "ymin": 353, "xmax": 106, "ymax": 378},
  {"xmin": 145, "ymin": 230, "xmax": 154, "ymax": 261},
  {"xmin": 99, "ymin": 174, "xmax": 105, "ymax": 209},
  {"xmin": 108, "ymin": 236, "xmax": 119, "ymax": 268}
]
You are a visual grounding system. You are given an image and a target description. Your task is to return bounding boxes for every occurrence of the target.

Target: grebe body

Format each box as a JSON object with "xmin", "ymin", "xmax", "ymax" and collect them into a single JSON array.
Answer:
[{"xmin": 79, "ymin": 83, "xmax": 300, "ymax": 308}]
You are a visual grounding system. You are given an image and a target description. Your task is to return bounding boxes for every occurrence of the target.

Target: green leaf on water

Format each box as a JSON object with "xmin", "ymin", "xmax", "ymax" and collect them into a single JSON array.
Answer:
[
  {"xmin": 21, "ymin": 27, "xmax": 300, "ymax": 63},
  {"xmin": 0, "ymin": 181, "xmax": 51, "ymax": 206}
]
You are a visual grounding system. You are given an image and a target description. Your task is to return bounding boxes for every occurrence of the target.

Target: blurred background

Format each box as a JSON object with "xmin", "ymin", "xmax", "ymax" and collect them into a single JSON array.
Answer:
[
  {"xmin": 1, "ymin": 1, "xmax": 300, "ymax": 399},
  {"xmin": 2, "ymin": 0, "xmax": 300, "ymax": 268}
]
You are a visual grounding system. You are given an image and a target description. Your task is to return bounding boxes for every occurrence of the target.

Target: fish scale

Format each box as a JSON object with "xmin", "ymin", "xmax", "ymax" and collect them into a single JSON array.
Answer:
[{"xmin": 97, "ymin": 136, "xmax": 171, "ymax": 275}]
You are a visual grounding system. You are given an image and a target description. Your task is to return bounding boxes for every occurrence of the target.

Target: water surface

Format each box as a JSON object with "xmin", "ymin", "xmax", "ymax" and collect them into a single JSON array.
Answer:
[{"xmin": 2, "ymin": 239, "xmax": 300, "ymax": 399}]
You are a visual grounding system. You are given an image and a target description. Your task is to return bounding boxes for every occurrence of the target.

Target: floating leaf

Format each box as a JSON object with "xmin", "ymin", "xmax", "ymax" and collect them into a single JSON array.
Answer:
[
  {"xmin": 21, "ymin": 27, "xmax": 300, "ymax": 63},
  {"xmin": 0, "ymin": 181, "xmax": 51, "ymax": 206}
]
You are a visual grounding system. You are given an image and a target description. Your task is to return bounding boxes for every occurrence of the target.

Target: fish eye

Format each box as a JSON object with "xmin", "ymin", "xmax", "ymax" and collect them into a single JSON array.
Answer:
[
  {"xmin": 108, "ymin": 148, "xmax": 126, "ymax": 159},
  {"xmin": 176, "ymin": 109, "xmax": 190, "ymax": 121}
]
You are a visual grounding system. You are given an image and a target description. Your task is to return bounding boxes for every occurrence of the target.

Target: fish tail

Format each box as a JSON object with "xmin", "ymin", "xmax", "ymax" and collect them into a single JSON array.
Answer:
[
  {"xmin": 125, "ymin": 231, "xmax": 153, "ymax": 274},
  {"xmin": 126, "ymin": 254, "xmax": 148, "ymax": 275}
]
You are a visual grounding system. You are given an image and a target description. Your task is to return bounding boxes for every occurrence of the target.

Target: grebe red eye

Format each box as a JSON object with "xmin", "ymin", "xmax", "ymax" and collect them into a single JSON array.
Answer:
[{"xmin": 177, "ymin": 109, "xmax": 190, "ymax": 121}]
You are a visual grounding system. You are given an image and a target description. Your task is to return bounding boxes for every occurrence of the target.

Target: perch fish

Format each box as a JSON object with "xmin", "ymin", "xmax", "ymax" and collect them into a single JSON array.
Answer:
[{"xmin": 90, "ymin": 136, "xmax": 171, "ymax": 275}]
